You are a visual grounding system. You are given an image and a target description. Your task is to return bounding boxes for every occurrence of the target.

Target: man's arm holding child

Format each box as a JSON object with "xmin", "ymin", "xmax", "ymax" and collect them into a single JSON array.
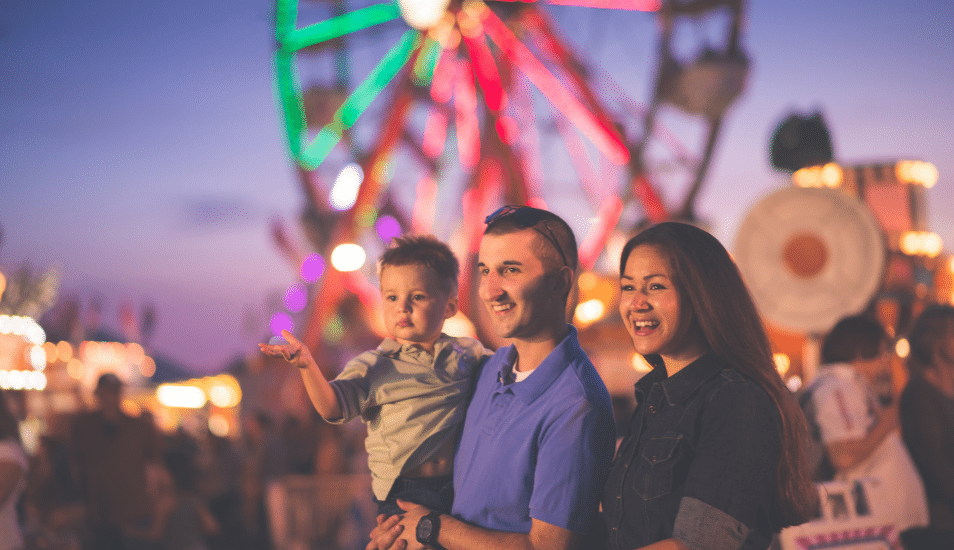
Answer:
[
  {"xmin": 368, "ymin": 501, "xmax": 581, "ymax": 550},
  {"xmin": 259, "ymin": 329, "xmax": 342, "ymax": 420}
]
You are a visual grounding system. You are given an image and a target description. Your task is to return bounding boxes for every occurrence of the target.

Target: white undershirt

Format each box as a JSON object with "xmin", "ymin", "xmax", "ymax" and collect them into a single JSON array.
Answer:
[{"xmin": 513, "ymin": 367, "xmax": 535, "ymax": 383}]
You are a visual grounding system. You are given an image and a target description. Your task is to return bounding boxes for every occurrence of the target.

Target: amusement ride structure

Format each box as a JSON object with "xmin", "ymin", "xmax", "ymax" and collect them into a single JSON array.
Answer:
[{"xmin": 270, "ymin": 0, "xmax": 751, "ymax": 357}]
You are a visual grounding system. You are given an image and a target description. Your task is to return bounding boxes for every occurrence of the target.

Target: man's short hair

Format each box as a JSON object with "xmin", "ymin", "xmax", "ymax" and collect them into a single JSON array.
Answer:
[
  {"xmin": 821, "ymin": 315, "xmax": 889, "ymax": 365},
  {"xmin": 379, "ymin": 234, "xmax": 460, "ymax": 295},
  {"xmin": 483, "ymin": 206, "xmax": 578, "ymax": 273},
  {"xmin": 95, "ymin": 372, "xmax": 124, "ymax": 394},
  {"xmin": 906, "ymin": 304, "xmax": 954, "ymax": 376}
]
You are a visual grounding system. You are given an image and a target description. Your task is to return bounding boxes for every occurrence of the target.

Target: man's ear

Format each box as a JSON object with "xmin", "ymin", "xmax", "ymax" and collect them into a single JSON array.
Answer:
[
  {"xmin": 554, "ymin": 265, "xmax": 574, "ymax": 296},
  {"xmin": 444, "ymin": 295, "xmax": 459, "ymax": 319}
]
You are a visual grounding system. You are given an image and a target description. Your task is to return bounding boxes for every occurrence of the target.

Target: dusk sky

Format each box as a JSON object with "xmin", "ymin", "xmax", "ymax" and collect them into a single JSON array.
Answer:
[{"xmin": 2, "ymin": 0, "xmax": 952, "ymax": 374}]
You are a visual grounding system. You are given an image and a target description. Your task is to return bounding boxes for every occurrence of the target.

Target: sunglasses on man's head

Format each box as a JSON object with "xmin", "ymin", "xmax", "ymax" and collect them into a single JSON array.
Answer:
[{"xmin": 484, "ymin": 205, "xmax": 569, "ymax": 268}]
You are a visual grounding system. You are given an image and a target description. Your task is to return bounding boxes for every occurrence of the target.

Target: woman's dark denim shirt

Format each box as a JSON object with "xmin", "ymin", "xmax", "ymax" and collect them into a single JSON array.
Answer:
[{"xmin": 602, "ymin": 352, "xmax": 781, "ymax": 550}]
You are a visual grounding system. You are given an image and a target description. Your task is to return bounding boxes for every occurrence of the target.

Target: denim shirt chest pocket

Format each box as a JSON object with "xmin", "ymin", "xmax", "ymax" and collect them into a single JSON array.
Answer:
[{"xmin": 632, "ymin": 431, "xmax": 689, "ymax": 500}]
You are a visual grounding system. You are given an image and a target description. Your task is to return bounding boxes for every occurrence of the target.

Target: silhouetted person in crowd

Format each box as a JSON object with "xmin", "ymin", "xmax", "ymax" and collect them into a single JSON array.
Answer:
[
  {"xmin": 899, "ymin": 304, "xmax": 954, "ymax": 549},
  {"xmin": 801, "ymin": 315, "xmax": 927, "ymax": 535},
  {"xmin": 70, "ymin": 373, "xmax": 159, "ymax": 550},
  {"xmin": 0, "ymin": 389, "xmax": 28, "ymax": 550},
  {"xmin": 127, "ymin": 449, "xmax": 220, "ymax": 550}
]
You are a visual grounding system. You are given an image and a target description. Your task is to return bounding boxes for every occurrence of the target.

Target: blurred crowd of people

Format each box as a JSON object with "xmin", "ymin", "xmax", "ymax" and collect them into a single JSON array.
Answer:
[
  {"xmin": 1, "ymin": 374, "xmax": 369, "ymax": 550},
  {"xmin": 2, "ymin": 303, "xmax": 953, "ymax": 550}
]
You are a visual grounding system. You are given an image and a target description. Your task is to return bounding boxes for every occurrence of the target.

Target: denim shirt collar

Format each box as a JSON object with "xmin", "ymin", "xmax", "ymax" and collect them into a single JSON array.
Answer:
[
  {"xmin": 496, "ymin": 325, "xmax": 580, "ymax": 405},
  {"xmin": 635, "ymin": 351, "xmax": 726, "ymax": 406}
]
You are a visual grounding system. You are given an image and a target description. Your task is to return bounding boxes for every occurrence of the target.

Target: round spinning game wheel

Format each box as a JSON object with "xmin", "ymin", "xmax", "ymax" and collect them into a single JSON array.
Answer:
[{"xmin": 734, "ymin": 186, "xmax": 886, "ymax": 335}]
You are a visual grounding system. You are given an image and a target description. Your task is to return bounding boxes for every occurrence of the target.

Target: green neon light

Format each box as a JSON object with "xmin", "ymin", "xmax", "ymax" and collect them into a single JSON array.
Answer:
[
  {"xmin": 281, "ymin": 3, "xmax": 402, "ymax": 52},
  {"xmin": 413, "ymin": 38, "xmax": 441, "ymax": 87},
  {"xmin": 299, "ymin": 29, "xmax": 420, "ymax": 169},
  {"xmin": 274, "ymin": 0, "xmax": 419, "ymax": 170},
  {"xmin": 275, "ymin": 50, "xmax": 305, "ymax": 159}
]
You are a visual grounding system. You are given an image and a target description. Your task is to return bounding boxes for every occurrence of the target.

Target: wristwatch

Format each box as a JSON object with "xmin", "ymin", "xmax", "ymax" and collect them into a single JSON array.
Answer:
[{"xmin": 416, "ymin": 511, "xmax": 443, "ymax": 548}]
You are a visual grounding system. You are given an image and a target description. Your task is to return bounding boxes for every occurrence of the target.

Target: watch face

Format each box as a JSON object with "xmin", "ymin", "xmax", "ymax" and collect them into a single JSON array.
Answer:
[{"xmin": 417, "ymin": 518, "xmax": 433, "ymax": 541}]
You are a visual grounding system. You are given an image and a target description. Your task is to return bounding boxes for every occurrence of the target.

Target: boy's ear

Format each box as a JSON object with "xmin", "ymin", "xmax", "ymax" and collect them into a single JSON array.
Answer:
[{"xmin": 444, "ymin": 295, "xmax": 459, "ymax": 319}]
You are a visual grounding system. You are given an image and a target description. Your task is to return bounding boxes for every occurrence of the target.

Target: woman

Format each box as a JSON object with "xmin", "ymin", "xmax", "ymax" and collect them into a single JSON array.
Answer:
[
  {"xmin": 0, "ymin": 389, "xmax": 28, "ymax": 550},
  {"xmin": 601, "ymin": 222, "xmax": 817, "ymax": 550}
]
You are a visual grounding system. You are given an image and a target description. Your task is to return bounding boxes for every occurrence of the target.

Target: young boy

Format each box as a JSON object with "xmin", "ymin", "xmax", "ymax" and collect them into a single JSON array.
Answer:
[{"xmin": 259, "ymin": 235, "xmax": 488, "ymax": 515}]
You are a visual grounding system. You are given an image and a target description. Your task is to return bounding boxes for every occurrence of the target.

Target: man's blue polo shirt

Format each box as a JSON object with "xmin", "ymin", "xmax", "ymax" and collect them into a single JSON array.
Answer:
[{"xmin": 452, "ymin": 325, "xmax": 615, "ymax": 535}]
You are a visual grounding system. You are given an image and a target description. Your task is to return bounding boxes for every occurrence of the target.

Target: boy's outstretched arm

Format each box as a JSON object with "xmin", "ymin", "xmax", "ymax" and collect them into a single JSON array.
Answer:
[{"xmin": 259, "ymin": 329, "xmax": 342, "ymax": 420}]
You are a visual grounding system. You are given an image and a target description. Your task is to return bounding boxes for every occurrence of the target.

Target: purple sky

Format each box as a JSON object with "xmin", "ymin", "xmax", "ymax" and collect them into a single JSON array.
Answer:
[{"xmin": 2, "ymin": 0, "xmax": 952, "ymax": 373}]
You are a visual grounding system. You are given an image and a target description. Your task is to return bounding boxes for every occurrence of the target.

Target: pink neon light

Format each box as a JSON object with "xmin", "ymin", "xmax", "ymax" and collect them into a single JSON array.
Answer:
[
  {"xmin": 578, "ymin": 196, "xmax": 624, "ymax": 270},
  {"xmin": 554, "ymin": 115, "xmax": 602, "ymax": 204},
  {"xmin": 412, "ymin": 176, "xmax": 438, "ymax": 233},
  {"xmin": 633, "ymin": 173, "xmax": 668, "ymax": 222},
  {"xmin": 431, "ymin": 47, "xmax": 456, "ymax": 104},
  {"xmin": 493, "ymin": 0, "xmax": 660, "ymax": 11},
  {"xmin": 479, "ymin": 7, "xmax": 630, "ymax": 165},
  {"xmin": 345, "ymin": 271, "xmax": 386, "ymax": 338},
  {"xmin": 495, "ymin": 115, "xmax": 518, "ymax": 144},
  {"xmin": 423, "ymin": 109, "xmax": 448, "ymax": 159},
  {"xmin": 461, "ymin": 28, "xmax": 506, "ymax": 112},
  {"xmin": 455, "ymin": 58, "xmax": 480, "ymax": 168}
]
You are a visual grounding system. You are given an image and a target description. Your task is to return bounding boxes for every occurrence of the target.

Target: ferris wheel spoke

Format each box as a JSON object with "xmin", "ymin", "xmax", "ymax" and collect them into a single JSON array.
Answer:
[
  {"xmin": 477, "ymin": 3, "xmax": 629, "ymax": 166},
  {"xmin": 300, "ymin": 29, "xmax": 421, "ymax": 169},
  {"xmin": 279, "ymin": 2, "xmax": 402, "ymax": 52}
]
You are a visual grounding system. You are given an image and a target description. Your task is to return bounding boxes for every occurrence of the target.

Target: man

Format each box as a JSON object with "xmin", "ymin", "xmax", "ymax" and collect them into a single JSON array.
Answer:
[
  {"xmin": 369, "ymin": 205, "xmax": 616, "ymax": 550},
  {"xmin": 801, "ymin": 315, "xmax": 927, "ymax": 535},
  {"xmin": 71, "ymin": 373, "xmax": 160, "ymax": 550},
  {"xmin": 899, "ymin": 304, "xmax": 954, "ymax": 546}
]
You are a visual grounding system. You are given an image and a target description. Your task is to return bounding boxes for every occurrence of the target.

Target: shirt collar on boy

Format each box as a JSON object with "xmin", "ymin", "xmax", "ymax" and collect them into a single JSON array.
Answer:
[{"xmin": 377, "ymin": 333, "xmax": 455, "ymax": 359}]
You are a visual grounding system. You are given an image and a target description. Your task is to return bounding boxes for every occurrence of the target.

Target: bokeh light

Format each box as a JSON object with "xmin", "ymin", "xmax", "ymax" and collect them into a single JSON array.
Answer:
[
  {"xmin": 57, "ymin": 341, "xmax": 73, "ymax": 362},
  {"xmin": 208, "ymin": 414, "xmax": 230, "ymax": 437},
  {"xmin": 773, "ymin": 353, "xmax": 791, "ymax": 376},
  {"xmin": 330, "ymin": 163, "xmax": 364, "ymax": 210},
  {"xmin": 322, "ymin": 315, "xmax": 344, "ymax": 344},
  {"xmin": 443, "ymin": 311, "xmax": 476, "ymax": 338},
  {"xmin": 397, "ymin": 0, "xmax": 451, "ymax": 30},
  {"xmin": 895, "ymin": 338, "xmax": 910, "ymax": 358},
  {"xmin": 139, "ymin": 356, "xmax": 156, "ymax": 378},
  {"xmin": 66, "ymin": 358, "xmax": 84, "ymax": 380},
  {"xmin": 29, "ymin": 346, "xmax": 46, "ymax": 371},
  {"xmin": 375, "ymin": 215, "xmax": 402, "ymax": 243},
  {"xmin": 42, "ymin": 342, "xmax": 57, "ymax": 363},
  {"xmin": 574, "ymin": 299, "xmax": 606, "ymax": 326},
  {"xmin": 157, "ymin": 384, "xmax": 207, "ymax": 409},
  {"xmin": 900, "ymin": 231, "xmax": 943, "ymax": 258},
  {"xmin": 895, "ymin": 160, "xmax": 938, "ymax": 188},
  {"xmin": 301, "ymin": 253, "xmax": 326, "ymax": 282},
  {"xmin": 284, "ymin": 283, "xmax": 308, "ymax": 313},
  {"xmin": 330, "ymin": 243, "xmax": 367, "ymax": 272},
  {"xmin": 270, "ymin": 312, "xmax": 294, "ymax": 337},
  {"xmin": 209, "ymin": 375, "xmax": 242, "ymax": 408},
  {"xmin": 631, "ymin": 353, "xmax": 653, "ymax": 373},
  {"xmin": 0, "ymin": 370, "xmax": 46, "ymax": 391}
]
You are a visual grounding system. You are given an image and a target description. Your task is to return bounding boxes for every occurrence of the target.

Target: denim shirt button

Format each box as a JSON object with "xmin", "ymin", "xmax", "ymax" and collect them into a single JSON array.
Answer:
[{"xmin": 648, "ymin": 405, "xmax": 656, "ymax": 414}]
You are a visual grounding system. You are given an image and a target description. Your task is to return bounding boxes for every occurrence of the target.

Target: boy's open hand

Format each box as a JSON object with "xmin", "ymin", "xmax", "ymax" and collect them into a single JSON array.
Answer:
[{"xmin": 259, "ymin": 329, "xmax": 313, "ymax": 369}]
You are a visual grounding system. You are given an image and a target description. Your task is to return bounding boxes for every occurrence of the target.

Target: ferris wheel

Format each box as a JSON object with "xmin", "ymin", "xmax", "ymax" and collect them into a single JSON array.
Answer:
[{"xmin": 271, "ymin": 0, "xmax": 748, "ymax": 349}]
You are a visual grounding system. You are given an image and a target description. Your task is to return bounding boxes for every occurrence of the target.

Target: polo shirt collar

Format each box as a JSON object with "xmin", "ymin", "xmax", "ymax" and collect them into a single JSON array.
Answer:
[
  {"xmin": 496, "ymin": 325, "xmax": 580, "ymax": 405},
  {"xmin": 636, "ymin": 352, "xmax": 725, "ymax": 406}
]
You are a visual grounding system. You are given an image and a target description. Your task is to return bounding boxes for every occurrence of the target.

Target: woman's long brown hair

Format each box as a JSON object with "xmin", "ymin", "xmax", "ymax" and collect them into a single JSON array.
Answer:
[{"xmin": 620, "ymin": 222, "xmax": 818, "ymax": 529}]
